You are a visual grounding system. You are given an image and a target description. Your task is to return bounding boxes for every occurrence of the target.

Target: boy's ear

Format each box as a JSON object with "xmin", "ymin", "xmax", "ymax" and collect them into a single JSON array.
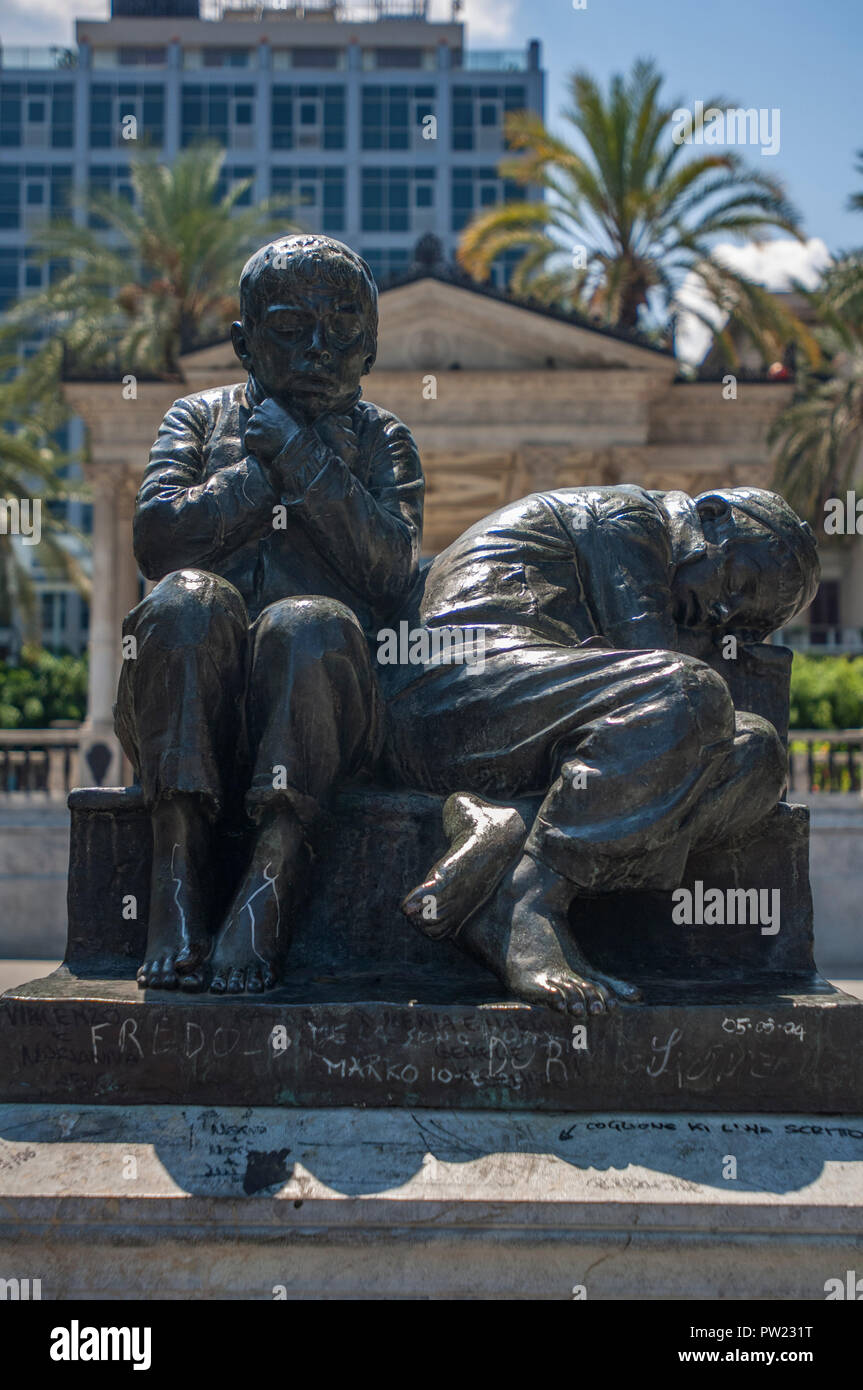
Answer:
[
  {"xmin": 695, "ymin": 493, "xmax": 733, "ymax": 523},
  {"xmin": 231, "ymin": 321, "xmax": 252, "ymax": 368}
]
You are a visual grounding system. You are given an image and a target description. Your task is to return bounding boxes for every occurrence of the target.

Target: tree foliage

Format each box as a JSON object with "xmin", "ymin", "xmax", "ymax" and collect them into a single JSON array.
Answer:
[{"xmin": 457, "ymin": 58, "xmax": 810, "ymax": 363}]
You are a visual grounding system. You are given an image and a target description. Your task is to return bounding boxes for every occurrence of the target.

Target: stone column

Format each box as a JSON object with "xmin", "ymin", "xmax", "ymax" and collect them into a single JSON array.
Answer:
[{"xmin": 77, "ymin": 464, "xmax": 140, "ymax": 789}]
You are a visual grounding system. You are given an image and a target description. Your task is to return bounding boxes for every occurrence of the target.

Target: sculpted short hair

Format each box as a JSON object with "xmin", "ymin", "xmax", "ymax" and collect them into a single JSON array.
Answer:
[{"xmin": 239, "ymin": 234, "xmax": 379, "ymax": 369}]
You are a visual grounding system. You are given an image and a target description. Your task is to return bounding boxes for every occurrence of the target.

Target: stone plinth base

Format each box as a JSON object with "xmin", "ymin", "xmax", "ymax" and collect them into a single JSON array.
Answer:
[
  {"xmin": 0, "ymin": 1104, "xmax": 861, "ymax": 1300},
  {"xmin": 5, "ymin": 786, "xmax": 859, "ymax": 1112},
  {"xmin": 1, "ymin": 967, "xmax": 861, "ymax": 1111}
]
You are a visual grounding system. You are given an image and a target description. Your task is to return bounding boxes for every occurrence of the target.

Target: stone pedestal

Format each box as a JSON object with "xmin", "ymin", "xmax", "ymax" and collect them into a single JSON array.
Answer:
[
  {"xmin": 1, "ymin": 786, "xmax": 861, "ymax": 1111},
  {"xmin": 0, "ymin": 1104, "xmax": 860, "ymax": 1299}
]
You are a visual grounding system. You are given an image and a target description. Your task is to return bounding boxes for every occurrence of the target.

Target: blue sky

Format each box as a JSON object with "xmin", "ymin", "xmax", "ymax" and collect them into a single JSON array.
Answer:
[{"xmin": 493, "ymin": 0, "xmax": 862, "ymax": 257}]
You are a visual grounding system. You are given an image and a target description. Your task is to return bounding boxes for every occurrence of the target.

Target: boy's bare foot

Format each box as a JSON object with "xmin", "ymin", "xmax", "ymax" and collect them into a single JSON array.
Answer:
[
  {"xmin": 209, "ymin": 806, "xmax": 305, "ymax": 994},
  {"xmin": 458, "ymin": 852, "xmax": 641, "ymax": 1016},
  {"xmin": 137, "ymin": 793, "xmax": 213, "ymax": 991},
  {"xmin": 401, "ymin": 792, "xmax": 528, "ymax": 939}
]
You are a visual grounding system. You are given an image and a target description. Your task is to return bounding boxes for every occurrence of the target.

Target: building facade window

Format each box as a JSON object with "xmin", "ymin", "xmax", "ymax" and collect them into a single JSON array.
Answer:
[
  {"xmin": 360, "ymin": 246, "xmax": 412, "ymax": 286},
  {"xmin": 362, "ymin": 166, "xmax": 436, "ymax": 233},
  {"xmin": 272, "ymin": 48, "xmax": 344, "ymax": 70},
  {"xmin": 41, "ymin": 591, "xmax": 69, "ymax": 652},
  {"xmin": 0, "ymin": 249, "xmax": 20, "ymax": 310},
  {"xmin": 181, "ymin": 83, "xmax": 254, "ymax": 148},
  {"xmin": 808, "ymin": 579, "xmax": 841, "ymax": 643},
  {"xmin": 0, "ymin": 164, "xmax": 72, "ymax": 231},
  {"xmin": 361, "ymin": 84, "xmax": 435, "ymax": 151},
  {"xmin": 215, "ymin": 165, "xmax": 255, "ymax": 207},
  {"xmin": 183, "ymin": 48, "xmax": 251, "ymax": 69},
  {"xmin": 271, "ymin": 166, "xmax": 345, "ymax": 234},
  {"xmin": 87, "ymin": 164, "xmax": 134, "ymax": 226},
  {"xmin": 118, "ymin": 48, "xmax": 167, "ymax": 67},
  {"xmin": 451, "ymin": 83, "xmax": 526, "ymax": 150},
  {"xmin": 271, "ymin": 84, "xmax": 345, "ymax": 151},
  {"xmin": 486, "ymin": 248, "xmax": 523, "ymax": 288},
  {"xmin": 90, "ymin": 82, "xmax": 165, "ymax": 148},
  {"xmin": 16, "ymin": 256, "xmax": 67, "ymax": 296},
  {"xmin": 0, "ymin": 81, "xmax": 74, "ymax": 149},
  {"xmin": 451, "ymin": 165, "xmax": 521, "ymax": 231},
  {"xmin": 203, "ymin": 48, "xmax": 251, "ymax": 68},
  {"xmin": 362, "ymin": 47, "xmax": 434, "ymax": 71}
]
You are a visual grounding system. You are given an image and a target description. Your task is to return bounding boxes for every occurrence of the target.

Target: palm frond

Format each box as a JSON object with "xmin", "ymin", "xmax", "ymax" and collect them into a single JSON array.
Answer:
[{"xmin": 457, "ymin": 57, "xmax": 806, "ymax": 345}]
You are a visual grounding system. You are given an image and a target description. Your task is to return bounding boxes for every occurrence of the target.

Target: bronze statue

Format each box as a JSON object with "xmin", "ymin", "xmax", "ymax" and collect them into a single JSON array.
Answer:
[
  {"xmin": 9, "ymin": 232, "xmax": 863, "ymax": 1123},
  {"xmin": 116, "ymin": 234, "xmax": 424, "ymax": 992},
  {"xmin": 379, "ymin": 485, "xmax": 819, "ymax": 1016},
  {"xmin": 118, "ymin": 236, "xmax": 818, "ymax": 1013}
]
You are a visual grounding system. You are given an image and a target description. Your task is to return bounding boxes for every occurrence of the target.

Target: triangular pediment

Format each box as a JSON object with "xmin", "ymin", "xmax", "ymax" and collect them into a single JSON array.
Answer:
[
  {"xmin": 374, "ymin": 276, "xmax": 673, "ymax": 372},
  {"xmin": 178, "ymin": 274, "xmax": 675, "ymax": 381}
]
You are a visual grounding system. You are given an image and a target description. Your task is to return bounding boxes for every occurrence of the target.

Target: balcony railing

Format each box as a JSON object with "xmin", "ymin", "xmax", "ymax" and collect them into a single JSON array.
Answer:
[
  {"xmin": 3, "ymin": 724, "xmax": 858, "ymax": 799},
  {"xmin": 777, "ymin": 625, "xmax": 863, "ymax": 655},
  {"xmin": 0, "ymin": 728, "xmax": 80, "ymax": 797},
  {"xmin": 460, "ymin": 49, "xmax": 529, "ymax": 72},
  {"xmin": 203, "ymin": 0, "xmax": 427, "ymax": 18},
  {"xmin": 787, "ymin": 730, "xmax": 863, "ymax": 795},
  {"xmin": 0, "ymin": 46, "xmax": 78, "ymax": 70}
]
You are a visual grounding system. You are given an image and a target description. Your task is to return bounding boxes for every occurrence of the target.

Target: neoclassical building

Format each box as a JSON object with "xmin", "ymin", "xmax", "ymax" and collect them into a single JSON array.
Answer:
[{"xmin": 64, "ymin": 269, "xmax": 799, "ymax": 783}]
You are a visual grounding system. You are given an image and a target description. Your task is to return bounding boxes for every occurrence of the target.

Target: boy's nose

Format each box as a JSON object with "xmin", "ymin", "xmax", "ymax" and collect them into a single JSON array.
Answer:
[{"xmin": 307, "ymin": 324, "xmax": 332, "ymax": 362}]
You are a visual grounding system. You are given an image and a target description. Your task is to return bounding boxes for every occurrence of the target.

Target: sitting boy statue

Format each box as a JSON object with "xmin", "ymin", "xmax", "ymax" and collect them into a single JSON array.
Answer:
[{"xmin": 116, "ymin": 234, "xmax": 424, "ymax": 993}]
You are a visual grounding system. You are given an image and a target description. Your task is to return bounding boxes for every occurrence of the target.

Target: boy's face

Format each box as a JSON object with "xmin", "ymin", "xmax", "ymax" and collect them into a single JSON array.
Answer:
[
  {"xmin": 233, "ymin": 273, "xmax": 371, "ymax": 417},
  {"xmin": 671, "ymin": 498, "xmax": 792, "ymax": 638}
]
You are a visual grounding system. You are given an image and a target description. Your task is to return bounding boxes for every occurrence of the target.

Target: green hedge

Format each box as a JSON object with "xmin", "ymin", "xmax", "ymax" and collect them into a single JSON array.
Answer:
[
  {"xmin": 0, "ymin": 647, "xmax": 88, "ymax": 729},
  {"xmin": 789, "ymin": 653, "xmax": 863, "ymax": 730},
  {"xmin": 0, "ymin": 647, "xmax": 859, "ymax": 733}
]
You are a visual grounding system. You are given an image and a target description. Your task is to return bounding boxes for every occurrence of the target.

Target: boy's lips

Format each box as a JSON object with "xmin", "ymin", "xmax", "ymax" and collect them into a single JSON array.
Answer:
[{"xmin": 291, "ymin": 371, "xmax": 336, "ymax": 389}]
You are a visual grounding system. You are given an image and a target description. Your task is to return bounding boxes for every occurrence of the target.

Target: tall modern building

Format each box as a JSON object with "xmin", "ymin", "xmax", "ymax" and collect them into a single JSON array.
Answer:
[
  {"xmin": 1, "ymin": 0, "xmax": 543, "ymax": 297},
  {"xmin": 0, "ymin": 0, "xmax": 544, "ymax": 653}
]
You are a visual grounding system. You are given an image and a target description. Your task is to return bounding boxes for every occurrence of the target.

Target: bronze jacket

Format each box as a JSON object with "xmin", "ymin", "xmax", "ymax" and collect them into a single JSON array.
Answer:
[
  {"xmin": 133, "ymin": 380, "xmax": 425, "ymax": 635},
  {"xmin": 412, "ymin": 485, "xmax": 705, "ymax": 649}
]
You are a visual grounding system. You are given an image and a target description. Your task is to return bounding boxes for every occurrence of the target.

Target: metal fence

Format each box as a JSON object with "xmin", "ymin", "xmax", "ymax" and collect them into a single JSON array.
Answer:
[
  {"xmin": 778, "ymin": 626, "xmax": 863, "ymax": 656},
  {"xmin": 0, "ymin": 729, "xmax": 80, "ymax": 796},
  {"xmin": 787, "ymin": 731, "xmax": 863, "ymax": 794},
  {"xmin": 1, "ymin": 726, "xmax": 862, "ymax": 798}
]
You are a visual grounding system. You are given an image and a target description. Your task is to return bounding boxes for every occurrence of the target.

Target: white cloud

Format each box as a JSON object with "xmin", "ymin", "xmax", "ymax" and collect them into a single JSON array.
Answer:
[
  {"xmin": 426, "ymin": 0, "xmax": 516, "ymax": 43},
  {"xmin": 0, "ymin": 0, "xmax": 89, "ymax": 46},
  {"xmin": 459, "ymin": 0, "xmax": 517, "ymax": 43},
  {"xmin": 675, "ymin": 237, "xmax": 832, "ymax": 365}
]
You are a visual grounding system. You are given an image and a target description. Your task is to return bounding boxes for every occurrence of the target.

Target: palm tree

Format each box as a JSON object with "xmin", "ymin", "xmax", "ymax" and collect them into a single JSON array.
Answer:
[
  {"xmin": 0, "ymin": 340, "xmax": 89, "ymax": 651},
  {"xmin": 457, "ymin": 58, "xmax": 808, "ymax": 361},
  {"xmin": 770, "ymin": 253, "xmax": 863, "ymax": 523},
  {"xmin": 1, "ymin": 144, "xmax": 289, "ymax": 379},
  {"xmin": 847, "ymin": 151, "xmax": 863, "ymax": 215}
]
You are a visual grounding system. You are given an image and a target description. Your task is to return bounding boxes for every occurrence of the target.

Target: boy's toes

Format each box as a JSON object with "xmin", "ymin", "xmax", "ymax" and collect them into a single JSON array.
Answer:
[
  {"xmin": 138, "ymin": 954, "xmax": 179, "ymax": 990},
  {"xmin": 580, "ymin": 978, "xmax": 610, "ymax": 1014},
  {"xmin": 596, "ymin": 970, "xmax": 641, "ymax": 1002},
  {"xmin": 179, "ymin": 968, "xmax": 206, "ymax": 992}
]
